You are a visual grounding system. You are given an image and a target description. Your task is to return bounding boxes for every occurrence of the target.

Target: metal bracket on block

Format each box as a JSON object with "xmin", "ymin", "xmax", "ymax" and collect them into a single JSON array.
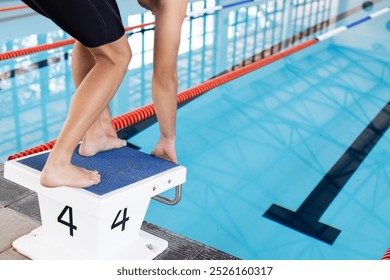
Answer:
[{"xmin": 153, "ymin": 185, "xmax": 182, "ymax": 205}]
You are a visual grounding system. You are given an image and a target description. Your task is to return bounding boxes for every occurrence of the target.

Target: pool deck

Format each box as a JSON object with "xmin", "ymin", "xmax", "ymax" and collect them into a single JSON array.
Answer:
[{"xmin": 0, "ymin": 162, "xmax": 239, "ymax": 260}]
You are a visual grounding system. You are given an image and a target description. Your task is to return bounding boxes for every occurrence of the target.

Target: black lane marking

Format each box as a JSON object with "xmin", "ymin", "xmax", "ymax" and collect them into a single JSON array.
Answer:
[
  {"xmin": 1, "ymin": 53, "xmax": 69, "ymax": 81},
  {"xmin": 263, "ymin": 101, "xmax": 390, "ymax": 245},
  {"xmin": 125, "ymin": 141, "xmax": 141, "ymax": 150}
]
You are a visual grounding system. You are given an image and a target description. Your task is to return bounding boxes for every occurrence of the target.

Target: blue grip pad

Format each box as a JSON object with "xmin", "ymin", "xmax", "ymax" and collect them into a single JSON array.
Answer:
[{"xmin": 18, "ymin": 146, "xmax": 178, "ymax": 196}]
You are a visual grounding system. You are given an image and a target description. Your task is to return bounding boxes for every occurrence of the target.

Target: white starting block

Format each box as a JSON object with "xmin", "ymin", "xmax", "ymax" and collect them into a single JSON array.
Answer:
[{"xmin": 4, "ymin": 146, "xmax": 186, "ymax": 260}]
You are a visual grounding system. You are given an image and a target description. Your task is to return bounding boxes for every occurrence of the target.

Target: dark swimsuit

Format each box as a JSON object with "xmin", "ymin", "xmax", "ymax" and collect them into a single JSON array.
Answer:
[{"xmin": 22, "ymin": 0, "xmax": 125, "ymax": 48}]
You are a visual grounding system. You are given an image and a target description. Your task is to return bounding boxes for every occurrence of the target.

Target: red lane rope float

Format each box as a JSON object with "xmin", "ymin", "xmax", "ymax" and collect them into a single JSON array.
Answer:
[
  {"xmin": 0, "ymin": 22, "xmax": 155, "ymax": 61},
  {"xmin": 7, "ymin": 39, "xmax": 318, "ymax": 161},
  {"xmin": 0, "ymin": 5, "xmax": 28, "ymax": 13},
  {"xmin": 0, "ymin": 38, "xmax": 76, "ymax": 60},
  {"xmin": 382, "ymin": 248, "xmax": 390, "ymax": 260}
]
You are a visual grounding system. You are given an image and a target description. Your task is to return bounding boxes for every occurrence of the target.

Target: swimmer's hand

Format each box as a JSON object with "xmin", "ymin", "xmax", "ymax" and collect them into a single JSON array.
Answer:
[{"xmin": 151, "ymin": 138, "xmax": 178, "ymax": 164}]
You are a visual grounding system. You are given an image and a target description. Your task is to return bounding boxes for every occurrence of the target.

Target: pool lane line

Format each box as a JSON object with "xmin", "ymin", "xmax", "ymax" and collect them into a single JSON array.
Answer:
[
  {"xmin": 263, "ymin": 7, "xmax": 390, "ymax": 245},
  {"xmin": 316, "ymin": 7, "xmax": 390, "ymax": 41},
  {"xmin": 0, "ymin": 5, "xmax": 28, "ymax": 13},
  {"xmin": 8, "ymin": 6, "xmax": 390, "ymax": 160},
  {"xmin": 225, "ymin": 0, "xmax": 386, "ymax": 71}
]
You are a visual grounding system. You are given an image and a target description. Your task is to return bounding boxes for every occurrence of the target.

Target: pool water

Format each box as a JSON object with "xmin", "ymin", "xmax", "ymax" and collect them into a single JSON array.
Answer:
[{"xmin": 134, "ymin": 19, "xmax": 390, "ymax": 259}]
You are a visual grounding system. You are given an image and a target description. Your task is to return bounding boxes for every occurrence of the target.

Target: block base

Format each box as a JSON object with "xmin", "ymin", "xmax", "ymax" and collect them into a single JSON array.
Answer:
[{"xmin": 13, "ymin": 226, "xmax": 168, "ymax": 260}]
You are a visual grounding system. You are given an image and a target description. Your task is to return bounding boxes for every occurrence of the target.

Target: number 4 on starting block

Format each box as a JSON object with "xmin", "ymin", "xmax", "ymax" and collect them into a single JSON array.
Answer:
[{"xmin": 4, "ymin": 146, "xmax": 186, "ymax": 260}]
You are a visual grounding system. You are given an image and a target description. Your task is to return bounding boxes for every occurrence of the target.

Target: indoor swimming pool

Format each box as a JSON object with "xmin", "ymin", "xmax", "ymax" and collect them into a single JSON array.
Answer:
[{"xmin": 1, "ymin": 0, "xmax": 390, "ymax": 260}]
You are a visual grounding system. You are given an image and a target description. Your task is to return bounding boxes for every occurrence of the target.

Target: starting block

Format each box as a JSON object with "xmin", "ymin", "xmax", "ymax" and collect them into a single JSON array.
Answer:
[{"xmin": 4, "ymin": 146, "xmax": 186, "ymax": 260}]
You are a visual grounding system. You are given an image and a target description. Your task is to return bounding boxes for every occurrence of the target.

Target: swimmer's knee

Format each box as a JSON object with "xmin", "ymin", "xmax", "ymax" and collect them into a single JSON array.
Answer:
[
  {"xmin": 113, "ymin": 43, "xmax": 131, "ymax": 69},
  {"xmin": 114, "ymin": 37, "xmax": 132, "ymax": 66},
  {"xmin": 90, "ymin": 36, "xmax": 132, "ymax": 69}
]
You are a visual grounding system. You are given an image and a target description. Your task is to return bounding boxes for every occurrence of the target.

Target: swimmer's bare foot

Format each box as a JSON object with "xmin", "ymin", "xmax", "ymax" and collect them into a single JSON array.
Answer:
[
  {"xmin": 40, "ymin": 163, "xmax": 100, "ymax": 188},
  {"xmin": 79, "ymin": 121, "xmax": 127, "ymax": 157},
  {"xmin": 151, "ymin": 138, "xmax": 178, "ymax": 164},
  {"xmin": 79, "ymin": 134, "xmax": 127, "ymax": 157}
]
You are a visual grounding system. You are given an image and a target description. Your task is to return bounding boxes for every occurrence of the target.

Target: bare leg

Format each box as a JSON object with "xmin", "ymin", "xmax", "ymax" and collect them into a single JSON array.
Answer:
[
  {"xmin": 40, "ymin": 35, "xmax": 132, "ymax": 188},
  {"xmin": 148, "ymin": 0, "xmax": 187, "ymax": 163},
  {"xmin": 71, "ymin": 41, "xmax": 127, "ymax": 157}
]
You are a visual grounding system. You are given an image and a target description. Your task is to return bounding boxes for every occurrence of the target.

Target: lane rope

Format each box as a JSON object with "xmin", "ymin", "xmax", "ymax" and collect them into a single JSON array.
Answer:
[
  {"xmin": 0, "ymin": 5, "xmax": 28, "ymax": 13},
  {"xmin": 382, "ymin": 248, "xmax": 390, "ymax": 260}
]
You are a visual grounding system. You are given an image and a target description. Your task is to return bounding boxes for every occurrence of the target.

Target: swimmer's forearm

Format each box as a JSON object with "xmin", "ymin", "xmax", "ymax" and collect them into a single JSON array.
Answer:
[{"xmin": 152, "ymin": 0, "xmax": 187, "ymax": 141}]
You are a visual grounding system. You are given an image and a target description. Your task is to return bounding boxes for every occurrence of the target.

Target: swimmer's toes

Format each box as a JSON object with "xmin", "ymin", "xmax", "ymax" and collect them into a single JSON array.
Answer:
[
  {"xmin": 90, "ymin": 171, "xmax": 101, "ymax": 184},
  {"xmin": 113, "ymin": 139, "xmax": 127, "ymax": 149}
]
